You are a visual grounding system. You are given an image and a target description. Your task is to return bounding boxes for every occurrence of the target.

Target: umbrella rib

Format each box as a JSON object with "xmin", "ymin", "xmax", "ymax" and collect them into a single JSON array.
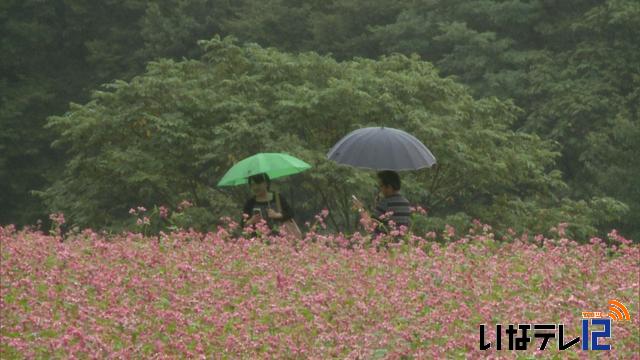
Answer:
[
  {"xmin": 353, "ymin": 129, "xmax": 381, "ymax": 169},
  {"xmin": 398, "ymin": 131, "xmax": 436, "ymax": 169},
  {"xmin": 398, "ymin": 132, "xmax": 426, "ymax": 169},
  {"xmin": 328, "ymin": 128, "xmax": 366, "ymax": 159},
  {"xmin": 218, "ymin": 153, "xmax": 311, "ymax": 186},
  {"xmin": 327, "ymin": 127, "xmax": 436, "ymax": 171}
]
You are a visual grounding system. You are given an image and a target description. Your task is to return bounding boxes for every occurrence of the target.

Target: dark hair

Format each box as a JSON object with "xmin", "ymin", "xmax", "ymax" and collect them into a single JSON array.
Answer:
[
  {"xmin": 377, "ymin": 170, "xmax": 401, "ymax": 191},
  {"xmin": 248, "ymin": 173, "xmax": 271, "ymax": 187}
]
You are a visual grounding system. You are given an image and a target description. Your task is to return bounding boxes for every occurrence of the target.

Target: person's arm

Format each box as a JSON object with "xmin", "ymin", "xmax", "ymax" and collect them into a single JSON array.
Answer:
[
  {"xmin": 268, "ymin": 193, "xmax": 293, "ymax": 221},
  {"xmin": 373, "ymin": 198, "xmax": 388, "ymax": 221}
]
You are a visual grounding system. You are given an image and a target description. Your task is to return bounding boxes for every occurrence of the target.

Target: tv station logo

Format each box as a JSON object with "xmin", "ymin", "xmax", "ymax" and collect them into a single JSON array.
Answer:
[
  {"xmin": 479, "ymin": 299, "xmax": 631, "ymax": 351},
  {"xmin": 583, "ymin": 299, "xmax": 631, "ymax": 321}
]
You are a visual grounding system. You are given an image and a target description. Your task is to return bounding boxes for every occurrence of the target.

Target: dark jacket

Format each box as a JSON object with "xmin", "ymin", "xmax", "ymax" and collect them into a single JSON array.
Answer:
[{"xmin": 241, "ymin": 192, "xmax": 293, "ymax": 232}]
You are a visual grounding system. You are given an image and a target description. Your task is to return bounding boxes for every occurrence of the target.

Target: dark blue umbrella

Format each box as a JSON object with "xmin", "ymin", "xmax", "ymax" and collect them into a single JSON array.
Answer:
[{"xmin": 327, "ymin": 127, "xmax": 436, "ymax": 171}]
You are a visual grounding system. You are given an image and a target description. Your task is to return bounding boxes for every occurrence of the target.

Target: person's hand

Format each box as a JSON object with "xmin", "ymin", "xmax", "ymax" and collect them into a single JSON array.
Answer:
[
  {"xmin": 248, "ymin": 214, "xmax": 262, "ymax": 225},
  {"xmin": 267, "ymin": 208, "xmax": 282, "ymax": 219}
]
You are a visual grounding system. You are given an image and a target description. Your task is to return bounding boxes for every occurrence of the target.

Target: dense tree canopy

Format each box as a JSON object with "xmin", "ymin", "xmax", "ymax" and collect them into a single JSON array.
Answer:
[
  {"xmin": 223, "ymin": 0, "xmax": 640, "ymax": 237},
  {"xmin": 1, "ymin": 0, "xmax": 232, "ymax": 224},
  {"xmin": 42, "ymin": 37, "xmax": 625, "ymax": 237},
  {"xmin": 2, "ymin": 0, "xmax": 637, "ymax": 239}
]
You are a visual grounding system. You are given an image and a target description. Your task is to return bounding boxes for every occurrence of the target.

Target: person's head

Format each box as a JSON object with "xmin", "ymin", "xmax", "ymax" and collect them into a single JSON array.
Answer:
[
  {"xmin": 377, "ymin": 170, "xmax": 401, "ymax": 197},
  {"xmin": 248, "ymin": 173, "xmax": 271, "ymax": 196}
]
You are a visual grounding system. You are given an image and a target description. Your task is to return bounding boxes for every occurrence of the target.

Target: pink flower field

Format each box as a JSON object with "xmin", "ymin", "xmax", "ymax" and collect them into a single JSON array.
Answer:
[{"xmin": 1, "ymin": 225, "xmax": 638, "ymax": 359}]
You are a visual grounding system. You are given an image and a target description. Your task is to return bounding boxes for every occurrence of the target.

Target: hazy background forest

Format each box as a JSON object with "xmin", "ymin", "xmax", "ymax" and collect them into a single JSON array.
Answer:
[{"xmin": 2, "ymin": 0, "xmax": 638, "ymax": 240}]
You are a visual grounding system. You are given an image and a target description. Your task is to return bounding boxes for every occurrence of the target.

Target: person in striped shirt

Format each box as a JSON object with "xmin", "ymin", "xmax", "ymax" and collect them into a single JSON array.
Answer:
[{"xmin": 353, "ymin": 170, "xmax": 411, "ymax": 234}]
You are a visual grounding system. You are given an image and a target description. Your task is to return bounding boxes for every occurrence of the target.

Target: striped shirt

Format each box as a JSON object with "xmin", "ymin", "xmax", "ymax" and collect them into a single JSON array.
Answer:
[{"xmin": 373, "ymin": 193, "xmax": 411, "ymax": 230}]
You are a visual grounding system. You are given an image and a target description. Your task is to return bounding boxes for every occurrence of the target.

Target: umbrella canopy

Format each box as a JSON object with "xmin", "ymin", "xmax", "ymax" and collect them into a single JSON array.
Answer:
[
  {"xmin": 327, "ymin": 127, "xmax": 436, "ymax": 171},
  {"xmin": 217, "ymin": 153, "xmax": 311, "ymax": 187}
]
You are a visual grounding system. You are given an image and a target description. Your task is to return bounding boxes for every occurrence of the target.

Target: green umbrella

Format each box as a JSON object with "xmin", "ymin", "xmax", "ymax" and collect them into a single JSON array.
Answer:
[{"xmin": 217, "ymin": 153, "xmax": 311, "ymax": 187}]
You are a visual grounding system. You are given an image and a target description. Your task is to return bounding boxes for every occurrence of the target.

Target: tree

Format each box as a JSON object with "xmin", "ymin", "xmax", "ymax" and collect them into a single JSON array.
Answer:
[
  {"xmin": 224, "ymin": 0, "xmax": 411, "ymax": 59},
  {"xmin": 1, "ymin": 0, "xmax": 234, "ymax": 226},
  {"xmin": 43, "ymin": 37, "xmax": 624, "ymax": 238}
]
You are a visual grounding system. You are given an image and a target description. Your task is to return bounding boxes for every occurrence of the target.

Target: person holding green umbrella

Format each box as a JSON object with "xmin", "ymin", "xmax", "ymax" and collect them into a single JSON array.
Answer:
[
  {"xmin": 218, "ymin": 153, "xmax": 310, "ymax": 236},
  {"xmin": 241, "ymin": 173, "xmax": 292, "ymax": 229}
]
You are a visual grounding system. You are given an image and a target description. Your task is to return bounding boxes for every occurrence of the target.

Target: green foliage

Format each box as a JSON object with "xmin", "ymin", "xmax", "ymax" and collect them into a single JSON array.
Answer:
[
  {"xmin": 224, "ymin": 0, "xmax": 412, "ymax": 59},
  {"xmin": 42, "ymin": 37, "xmax": 618, "ymax": 238},
  {"xmin": 127, "ymin": 204, "xmax": 217, "ymax": 235},
  {"xmin": 222, "ymin": 0, "xmax": 639, "ymax": 239},
  {"xmin": 0, "ymin": 0, "xmax": 77, "ymax": 224},
  {"xmin": 4, "ymin": 0, "xmax": 637, "ymax": 239},
  {"xmin": 1, "ymin": 0, "xmax": 234, "ymax": 226}
]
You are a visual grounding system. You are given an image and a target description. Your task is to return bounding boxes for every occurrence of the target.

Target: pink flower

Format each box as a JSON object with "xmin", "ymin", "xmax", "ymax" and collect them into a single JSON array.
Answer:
[
  {"xmin": 379, "ymin": 211, "xmax": 394, "ymax": 221},
  {"xmin": 589, "ymin": 237, "xmax": 603, "ymax": 245},
  {"xmin": 359, "ymin": 215, "xmax": 377, "ymax": 233},
  {"xmin": 159, "ymin": 206, "xmax": 169, "ymax": 219},
  {"xmin": 557, "ymin": 222, "xmax": 568, "ymax": 236},
  {"xmin": 136, "ymin": 217, "xmax": 150, "ymax": 226},
  {"xmin": 276, "ymin": 273, "xmax": 287, "ymax": 291},
  {"xmin": 411, "ymin": 206, "xmax": 428, "ymax": 215},
  {"xmin": 49, "ymin": 212, "xmax": 66, "ymax": 226},
  {"xmin": 1, "ymin": 224, "xmax": 638, "ymax": 358},
  {"xmin": 608, "ymin": 229, "xmax": 632, "ymax": 245},
  {"xmin": 444, "ymin": 224, "xmax": 455, "ymax": 238}
]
